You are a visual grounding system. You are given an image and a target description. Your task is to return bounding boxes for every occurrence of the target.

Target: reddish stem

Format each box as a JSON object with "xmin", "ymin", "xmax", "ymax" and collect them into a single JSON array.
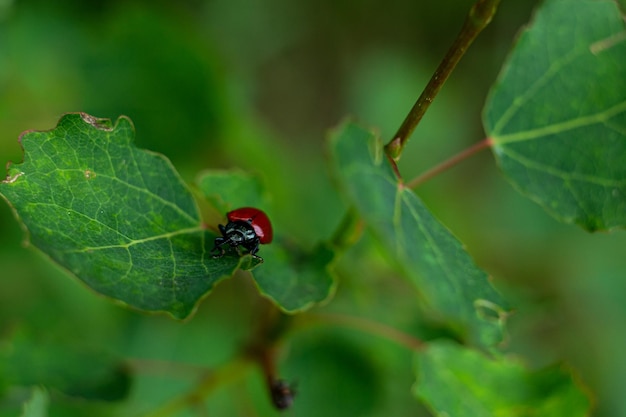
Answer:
[
  {"xmin": 406, "ymin": 137, "xmax": 493, "ymax": 189},
  {"xmin": 301, "ymin": 313, "xmax": 424, "ymax": 351}
]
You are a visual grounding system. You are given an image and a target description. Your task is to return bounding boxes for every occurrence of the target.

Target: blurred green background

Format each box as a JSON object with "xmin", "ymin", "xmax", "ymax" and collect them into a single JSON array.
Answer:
[{"xmin": 1, "ymin": 0, "xmax": 626, "ymax": 416}]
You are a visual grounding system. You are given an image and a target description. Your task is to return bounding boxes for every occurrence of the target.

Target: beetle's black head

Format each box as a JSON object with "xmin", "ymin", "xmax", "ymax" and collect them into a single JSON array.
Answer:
[{"xmin": 224, "ymin": 221, "xmax": 257, "ymax": 247}]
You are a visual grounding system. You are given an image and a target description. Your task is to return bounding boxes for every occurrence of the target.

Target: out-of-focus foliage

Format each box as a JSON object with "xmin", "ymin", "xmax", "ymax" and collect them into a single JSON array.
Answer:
[
  {"xmin": 415, "ymin": 341, "xmax": 590, "ymax": 417},
  {"xmin": 1, "ymin": 0, "xmax": 626, "ymax": 416},
  {"xmin": 18, "ymin": 388, "xmax": 48, "ymax": 417}
]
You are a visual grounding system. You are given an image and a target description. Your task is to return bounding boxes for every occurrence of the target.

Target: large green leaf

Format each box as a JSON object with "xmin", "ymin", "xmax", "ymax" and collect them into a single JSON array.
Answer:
[
  {"xmin": 0, "ymin": 113, "xmax": 241, "ymax": 318},
  {"xmin": 414, "ymin": 341, "xmax": 591, "ymax": 417},
  {"xmin": 329, "ymin": 122, "xmax": 507, "ymax": 349},
  {"xmin": 484, "ymin": 0, "xmax": 626, "ymax": 231},
  {"xmin": 252, "ymin": 243, "xmax": 336, "ymax": 313}
]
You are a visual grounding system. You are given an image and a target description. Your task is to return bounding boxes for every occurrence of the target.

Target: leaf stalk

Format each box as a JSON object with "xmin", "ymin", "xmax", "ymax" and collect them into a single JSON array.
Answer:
[
  {"xmin": 406, "ymin": 137, "xmax": 493, "ymax": 189},
  {"xmin": 298, "ymin": 313, "xmax": 424, "ymax": 351}
]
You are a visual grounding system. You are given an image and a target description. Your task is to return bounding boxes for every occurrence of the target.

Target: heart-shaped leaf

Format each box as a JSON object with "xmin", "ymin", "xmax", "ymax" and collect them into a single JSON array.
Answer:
[
  {"xmin": 329, "ymin": 121, "xmax": 508, "ymax": 349},
  {"xmin": 414, "ymin": 341, "xmax": 591, "ymax": 417},
  {"xmin": 484, "ymin": 0, "xmax": 626, "ymax": 231},
  {"xmin": 0, "ymin": 113, "xmax": 241, "ymax": 318}
]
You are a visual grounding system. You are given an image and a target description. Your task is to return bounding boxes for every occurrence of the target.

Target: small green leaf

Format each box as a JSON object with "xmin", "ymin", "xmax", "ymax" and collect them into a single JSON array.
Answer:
[
  {"xmin": 0, "ymin": 113, "xmax": 240, "ymax": 318},
  {"xmin": 329, "ymin": 122, "xmax": 507, "ymax": 349},
  {"xmin": 414, "ymin": 341, "xmax": 591, "ymax": 417},
  {"xmin": 197, "ymin": 169, "xmax": 337, "ymax": 312},
  {"xmin": 20, "ymin": 387, "xmax": 49, "ymax": 417},
  {"xmin": 484, "ymin": 0, "xmax": 626, "ymax": 231},
  {"xmin": 252, "ymin": 243, "xmax": 336, "ymax": 313},
  {"xmin": 197, "ymin": 169, "xmax": 268, "ymax": 214},
  {"xmin": 1, "ymin": 332, "xmax": 130, "ymax": 401}
]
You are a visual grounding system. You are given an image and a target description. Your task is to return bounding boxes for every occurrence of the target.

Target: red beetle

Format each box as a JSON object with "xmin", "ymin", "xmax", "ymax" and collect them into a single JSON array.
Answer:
[{"xmin": 211, "ymin": 207, "xmax": 273, "ymax": 262}]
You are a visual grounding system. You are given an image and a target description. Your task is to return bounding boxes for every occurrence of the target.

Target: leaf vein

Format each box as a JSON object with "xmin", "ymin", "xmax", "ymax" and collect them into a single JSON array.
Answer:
[
  {"xmin": 28, "ymin": 202, "xmax": 134, "ymax": 242},
  {"xmin": 498, "ymin": 146, "xmax": 626, "ymax": 187},
  {"xmin": 100, "ymin": 173, "xmax": 197, "ymax": 224},
  {"xmin": 491, "ymin": 44, "xmax": 584, "ymax": 135},
  {"xmin": 494, "ymin": 99, "xmax": 626, "ymax": 144},
  {"xmin": 62, "ymin": 226, "xmax": 205, "ymax": 253},
  {"xmin": 400, "ymin": 191, "xmax": 458, "ymax": 301}
]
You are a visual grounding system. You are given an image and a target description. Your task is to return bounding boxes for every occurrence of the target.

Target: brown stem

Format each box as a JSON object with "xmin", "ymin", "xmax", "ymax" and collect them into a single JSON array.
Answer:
[
  {"xmin": 385, "ymin": 0, "xmax": 501, "ymax": 161},
  {"xmin": 141, "ymin": 303, "xmax": 292, "ymax": 417},
  {"xmin": 245, "ymin": 302, "xmax": 297, "ymax": 410},
  {"xmin": 406, "ymin": 137, "xmax": 493, "ymax": 189}
]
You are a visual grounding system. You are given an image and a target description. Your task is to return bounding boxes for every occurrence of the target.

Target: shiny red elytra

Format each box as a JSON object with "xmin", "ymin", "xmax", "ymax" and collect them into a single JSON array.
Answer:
[
  {"xmin": 211, "ymin": 207, "xmax": 273, "ymax": 262},
  {"xmin": 227, "ymin": 207, "xmax": 273, "ymax": 244}
]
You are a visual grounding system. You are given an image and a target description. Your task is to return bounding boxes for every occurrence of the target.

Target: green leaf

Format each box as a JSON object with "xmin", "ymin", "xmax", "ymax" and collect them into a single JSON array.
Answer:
[
  {"xmin": 197, "ymin": 169, "xmax": 268, "ymax": 214},
  {"xmin": 414, "ymin": 341, "xmax": 591, "ymax": 417},
  {"xmin": 197, "ymin": 170, "xmax": 336, "ymax": 312},
  {"xmin": 20, "ymin": 388, "xmax": 49, "ymax": 417},
  {"xmin": 0, "ymin": 113, "xmax": 241, "ymax": 319},
  {"xmin": 1, "ymin": 332, "xmax": 130, "ymax": 401},
  {"xmin": 484, "ymin": 0, "xmax": 626, "ymax": 231},
  {"xmin": 252, "ymin": 243, "xmax": 336, "ymax": 313},
  {"xmin": 329, "ymin": 121, "xmax": 507, "ymax": 349}
]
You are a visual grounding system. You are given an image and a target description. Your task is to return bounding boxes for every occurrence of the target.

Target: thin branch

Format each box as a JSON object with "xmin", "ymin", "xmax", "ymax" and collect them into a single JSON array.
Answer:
[
  {"xmin": 385, "ymin": 0, "xmax": 501, "ymax": 160},
  {"xmin": 300, "ymin": 313, "xmax": 425, "ymax": 351}
]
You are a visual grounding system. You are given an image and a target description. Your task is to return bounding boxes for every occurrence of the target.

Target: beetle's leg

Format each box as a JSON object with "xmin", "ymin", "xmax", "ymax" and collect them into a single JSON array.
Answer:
[
  {"xmin": 211, "ymin": 223, "xmax": 234, "ymax": 258},
  {"xmin": 248, "ymin": 241, "xmax": 264, "ymax": 263},
  {"xmin": 211, "ymin": 237, "xmax": 226, "ymax": 258}
]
